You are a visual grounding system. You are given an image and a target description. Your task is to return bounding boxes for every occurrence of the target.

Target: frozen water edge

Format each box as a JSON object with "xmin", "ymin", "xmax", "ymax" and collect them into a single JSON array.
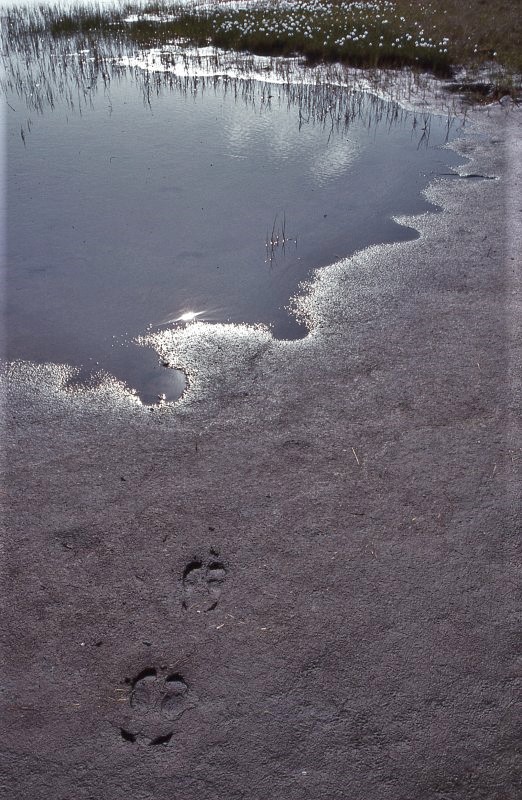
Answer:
[
  {"xmin": 2, "ymin": 98, "xmax": 519, "ymax": 419},
  {"xmin": 2, "ymin": 30, "xmax": 520, "ymax": 413}
]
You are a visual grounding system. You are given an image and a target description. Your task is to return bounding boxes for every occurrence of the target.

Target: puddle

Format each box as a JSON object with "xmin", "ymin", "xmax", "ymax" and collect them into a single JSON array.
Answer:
[{"xmin": 3, "ymin": 25, "xmax": 463, "ymax": 405}]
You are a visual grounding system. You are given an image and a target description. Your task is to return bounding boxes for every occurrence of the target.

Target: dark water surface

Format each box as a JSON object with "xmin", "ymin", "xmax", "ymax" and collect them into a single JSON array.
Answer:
[{"xmin": 4, "ymin": 51, "xmax": 461, "ymax": 403}]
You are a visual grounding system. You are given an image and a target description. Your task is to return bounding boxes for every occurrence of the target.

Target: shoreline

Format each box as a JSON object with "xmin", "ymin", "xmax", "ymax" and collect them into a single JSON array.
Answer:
[{"xmin": 1, "ymin": 93, "xmax": 520, "ymax": 798}]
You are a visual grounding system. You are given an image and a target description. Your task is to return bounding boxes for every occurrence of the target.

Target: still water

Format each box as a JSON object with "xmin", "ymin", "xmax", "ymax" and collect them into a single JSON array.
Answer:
[{"xmin": 4, "ymin": 36, "xmax": 461, "ymax": 403}]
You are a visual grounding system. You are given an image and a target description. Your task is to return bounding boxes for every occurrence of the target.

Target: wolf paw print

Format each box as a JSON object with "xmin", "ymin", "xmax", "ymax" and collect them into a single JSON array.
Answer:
[
  {"xmin": 181, "ymin": 552, "xmax": 227, "ymax": 612},
  {"xmin": 120, "ymin": 667, "xmax": 194, "ymax": 746}
]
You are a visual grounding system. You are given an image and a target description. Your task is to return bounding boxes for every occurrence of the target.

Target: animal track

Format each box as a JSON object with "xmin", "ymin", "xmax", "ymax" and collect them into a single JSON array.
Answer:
[
  {"xmin": 120, "ymin": 667, "xmax": 193, "ymax": 746},
  {"xmin": 182, "ymin": 552, "xmax": 227, "ymax": 612}
]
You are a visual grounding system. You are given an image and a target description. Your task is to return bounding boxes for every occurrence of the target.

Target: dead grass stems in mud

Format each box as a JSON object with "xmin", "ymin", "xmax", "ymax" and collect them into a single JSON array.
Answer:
[{"xmin": 2, "ymin": 1, "xmax": 520, "ymax": 99}]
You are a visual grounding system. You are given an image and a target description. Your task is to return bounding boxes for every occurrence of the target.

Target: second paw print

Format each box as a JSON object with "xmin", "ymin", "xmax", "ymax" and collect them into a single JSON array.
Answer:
[
  {"xmin": 182, "ymin": 552, "xmax": 227, "ymax": 612},
  {"xmin": 131, "ymin": 669, "xmax": 190, "ymax": 720},
  {"xmin": 120, "ymin": 667, "xmax": 194, "ymax": 746}
]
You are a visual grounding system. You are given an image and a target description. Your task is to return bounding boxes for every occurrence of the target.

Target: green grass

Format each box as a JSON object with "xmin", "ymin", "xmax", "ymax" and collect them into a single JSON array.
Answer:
[
  {"xmin": 2, "ymin": 1, "xmax": 521, "ymax": 91},
  {"xmin": 394, "ymin": 0, "xmax": 522, "ymax": 74}
]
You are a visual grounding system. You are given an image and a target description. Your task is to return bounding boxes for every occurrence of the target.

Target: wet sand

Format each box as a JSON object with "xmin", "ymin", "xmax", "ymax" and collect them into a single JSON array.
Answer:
[{"xmin": 1, "ymin": 102, "xmax": 520, "ymax": 799}]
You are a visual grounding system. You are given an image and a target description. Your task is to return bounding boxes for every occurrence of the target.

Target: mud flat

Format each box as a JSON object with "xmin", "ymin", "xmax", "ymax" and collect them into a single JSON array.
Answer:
[{"xmin": 1, "ymin": 99, "xmax": 520, "ymax": 799}]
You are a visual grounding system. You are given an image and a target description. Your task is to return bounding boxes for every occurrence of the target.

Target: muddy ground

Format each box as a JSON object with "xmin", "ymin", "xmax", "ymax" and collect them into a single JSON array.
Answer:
[{"xmin": 1, "ymin": 102, "xmax": 520, "ymax": 799}]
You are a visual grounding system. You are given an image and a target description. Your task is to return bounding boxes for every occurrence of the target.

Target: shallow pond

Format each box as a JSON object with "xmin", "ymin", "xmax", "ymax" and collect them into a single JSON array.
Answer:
[{"xmin": 3, "ymin": 32, "xmax": 462, "ymax": 403}]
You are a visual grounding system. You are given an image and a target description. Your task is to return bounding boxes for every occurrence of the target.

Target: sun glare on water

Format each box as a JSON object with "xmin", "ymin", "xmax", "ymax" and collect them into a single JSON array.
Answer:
[{"xmin": 177, "ymin": 311, "xmax": 203, "ymax": 323}]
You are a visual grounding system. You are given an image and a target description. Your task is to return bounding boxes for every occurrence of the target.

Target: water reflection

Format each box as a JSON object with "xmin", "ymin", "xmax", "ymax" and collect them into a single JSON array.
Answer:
[
  {"xmin": 175, "ymin": 311, "xmax": 204, "ymax": 323},
  {"xmin": 1, "ymin": 11, "xmax": 461, "ymax": 405},
  {"xmin": 1, "ymin": 15, "xmax": 441, "ymax": 137}
]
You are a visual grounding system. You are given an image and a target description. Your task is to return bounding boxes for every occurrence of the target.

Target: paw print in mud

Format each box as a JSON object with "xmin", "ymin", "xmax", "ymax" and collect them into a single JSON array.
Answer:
[
  {"xmin": 182, "ymin": 553, "xmax": 227, "ymax": 612},
  {"xmin": 120, "ymin": 668, "xmax": 194, "ymax": 746}
]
